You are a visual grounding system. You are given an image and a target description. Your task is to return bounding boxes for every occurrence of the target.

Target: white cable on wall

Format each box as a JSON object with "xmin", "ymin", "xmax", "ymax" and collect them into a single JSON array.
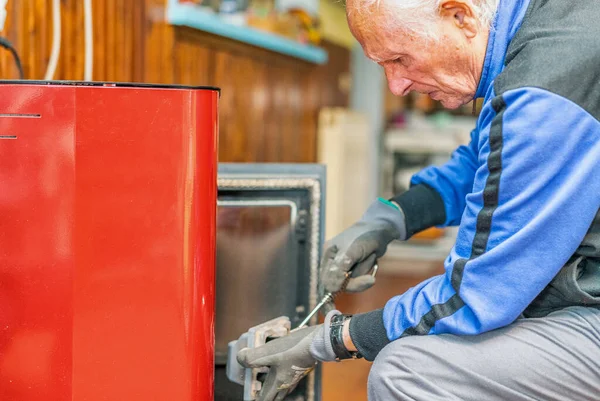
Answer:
[
  {"xmin": 83, "ymin": 0, "xmax": 93, "ymax": 81},
  {"xmin": 0, "ymin": 0, "xmax": 8, "ymax": 33},
  {"xmin": 44, "ymin": 0, "xmax": 61, "ymax": 80}
]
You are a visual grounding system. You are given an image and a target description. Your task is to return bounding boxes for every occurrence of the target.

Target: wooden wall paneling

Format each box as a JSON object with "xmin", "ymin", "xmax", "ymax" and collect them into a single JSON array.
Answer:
[
  {"xmin": 1, "ymin": 0, "xmax": 21, "ymax": 79},
  {"xmin": 273, "ymin": 64, "xmax": 292, "ymax": 162},
  {"xmin": 282, "ymin": 65, "xmax": 303, "ymax": 162},
  {"xmin": 213, "ymin": 50, "xmax": 238, "ymax": 162},
  {"xmin": 268, "ymin": 56, "xmax": 318, "ymax": 163},
  {"xmin": 18, "ymin": 0, "xmax": 27, "ymax": 77},
  {"xmin": 0, "ymin": 1, "xmax": 350, "ymax": 165},
  {"xmin": 264, "ymin": 59, "xmax": 300, "ymax": 162},
  {"xmin": 35, "ymin": 0, "xmax": 49, "ymax": 79},
  {"xmin": 58, "ymin": 0, "xmax": 69, "ymax": 79},
  {"xmin": 265, "ymin": 62, "xmax": 293, "ymax": 163},
  {"xmin": 176, "ymin": 26, "xmax": 290, "ymax": 68},
  {"xmin": 143, "ymin": 0, "xmax": 172, "ymax": 84},
  {"xmin": 105, "ymin": 0, "xmax": 118, "ymax": 81},
  {"xmin": 141, "ymin": 0, "xmax": 158, "ymax": 83},
  {"xmin": 294, "ymin": 65, "xmax": 311, "ymax": 163},
  {"xmin": 189, "ymin": 28, "xmax": 312, "ymax": 163},
  {"xmin": 17, "ymin": 0, "xmax": 28, "ymax": 77},
  {"xmin": 243, "ymin": 58, "xmax": 269, "ymax": 162},
  {"xmin": 76, "ymin": 0, "xmax": 85, "ymax": 80},
  {"xmin": 131, "ymin": 1, "xmax": 145, "ymax": 82},
  {"xmin": 126, "ymin": 0, "xmax": 139, "ymax": 82},
  {"xmin": 264, "ymin": 63, "xmax": 284, "ymax": 162},
  {"xmin": 147, "ymin": 0, "xmax": 176, "ymax": 84},
  {"xmin": 298, "ymin": 54, "xmax": 327, "ymax": 164},
  {"xmin": 60, "ymin": 0, "xmax": 77, "ymax": 80},
  {"xmin": 159, "ymin": 12, "xmax": 175, "ymax": 84},
  {"xmin": 45, "ymin": 0, "xmax": 53, "ymax": 78},
  {"xmin": 57, "ymin": 0, "xmax": 67, "ymax": 79},
  {"xmin": 300, "ymin": 70, "xmax": 319, "ymax": 163},
  {"xmin": 21, "ymin": 0, "xmax": 32, "ymax": 77},
  {"xmin": 293, "ymin": 55, "xmax": 337, "ymax": 163},
  {"xmin": 315, "ymin": 41, "xmax": 351, "ymax": 109},
  {"xmin": 173, "ymin": 28, "xmax": 212, "ymax": 86},
  {"xmin": 93, "ymin": 0, "xmax": 106, "ymax": 80},
  {"xmin": 118, "ymin": 0, "xmax": 128, "ymax": 81},
  {"xmin": 24, "ymin": 0, "xmax": 36, "ymax": 79},
  {"xmin": 186, "ymin": 33, "xmax": 350, "ymax": 163},
  {"xmin": 173, "ymin": 37, "xmax": 192, "ymax": 86},
  {"xmin": 116, "ymin": 0, "xmax": 132, "ymax": 82},
  {"xmin": 213, "ymin": 50, "xmax": 271, "ymax": 162},
  {"xmin": 8, "ymin": 0, "xmax": 21, "ymax": 77}
]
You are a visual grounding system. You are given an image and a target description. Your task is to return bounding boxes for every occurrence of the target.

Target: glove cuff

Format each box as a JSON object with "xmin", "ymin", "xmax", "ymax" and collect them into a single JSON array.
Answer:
[
  {"xmin": 309, "ymin": 310, "xmax": 340, "ymax": 362},
  {"xmin": 361, "ymin": 198, "xmax": 407, "ymax": 241}
]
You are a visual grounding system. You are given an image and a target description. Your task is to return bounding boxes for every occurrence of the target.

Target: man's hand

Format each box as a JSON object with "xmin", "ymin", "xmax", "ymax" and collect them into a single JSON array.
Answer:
[
  {"xmin": 237, "ymin": 326, "xmax": 318, "ymax": 401},
  {"xmin": 237, "ymin": 312, "xmax": 340, "ymax": 401},
  {"xmin": 318, "ymin": 199, "xmax": 406, "ymax": 309}
]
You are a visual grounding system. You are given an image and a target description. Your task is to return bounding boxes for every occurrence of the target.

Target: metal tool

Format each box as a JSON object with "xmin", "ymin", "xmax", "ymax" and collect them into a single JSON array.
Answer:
[{"xmin": 297, "ymin": 263, "xmax": 379, "ymax": 329}]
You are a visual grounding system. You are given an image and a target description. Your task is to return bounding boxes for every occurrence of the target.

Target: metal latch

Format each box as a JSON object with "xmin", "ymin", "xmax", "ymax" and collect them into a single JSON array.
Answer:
[
  {"xmin": 295, "ymin": 210, "xmax": 308, "ymax": 242},
  {"xmin": 226, "ymin": 316, "xmax": 292, "ymax": 400}
]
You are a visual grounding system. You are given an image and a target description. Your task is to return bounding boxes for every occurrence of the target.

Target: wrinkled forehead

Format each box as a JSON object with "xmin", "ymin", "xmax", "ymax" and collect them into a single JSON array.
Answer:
[
  {"xmin": 357, "ymin": 31, "xmax": 398, "ymax": 63},
  {"xmin": 346, "ymin": 0, "xmax": 386, "ymax": 34},
  {"xmin": 347, "ymin": 6, "xmax": 415, "ymax": 62},
  {"xmin": 347, "ymin": 2, "xmax": 389, "ymax": 52}
]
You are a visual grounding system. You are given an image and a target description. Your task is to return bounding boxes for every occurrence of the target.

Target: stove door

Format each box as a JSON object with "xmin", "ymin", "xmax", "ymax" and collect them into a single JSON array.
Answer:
[{"xmin": 215, "ymin": 163, "xmax": 326, "ymax": 401}]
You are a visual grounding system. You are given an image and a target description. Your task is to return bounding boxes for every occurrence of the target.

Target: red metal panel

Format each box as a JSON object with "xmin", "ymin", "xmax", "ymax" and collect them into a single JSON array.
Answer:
[
  {"xmin": 0, "ymin": 82, "xmax": 218, "ymax": 401},
  {"xmin": 0, "ymin": 84, "xmax": 76, "ymax": 401}
]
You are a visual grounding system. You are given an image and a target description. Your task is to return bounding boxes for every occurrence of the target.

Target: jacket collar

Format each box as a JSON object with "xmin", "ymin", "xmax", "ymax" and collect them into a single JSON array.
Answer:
[{"xmin": 475, "ymin": 0, "xmax": 532, "ymax": 99}]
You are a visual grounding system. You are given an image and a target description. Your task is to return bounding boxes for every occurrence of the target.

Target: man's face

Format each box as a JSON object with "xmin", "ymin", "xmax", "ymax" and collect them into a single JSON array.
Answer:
[{"xmin": 348, "ymin": 3, "xmax": 488, "ymax": 109}]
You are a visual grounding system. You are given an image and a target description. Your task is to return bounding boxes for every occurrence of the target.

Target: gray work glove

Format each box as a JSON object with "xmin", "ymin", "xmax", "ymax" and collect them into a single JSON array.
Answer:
[
  {"xmin": 237, "ymin": 311, "xmax": 340, "ymax": 401},
  {"xmin": 319, "ymin": 199, "xmax": 406, "ymax": 311}
]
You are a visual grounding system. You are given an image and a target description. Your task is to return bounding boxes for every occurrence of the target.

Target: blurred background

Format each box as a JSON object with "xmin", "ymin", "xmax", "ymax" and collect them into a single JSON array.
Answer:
[{"xmin": 0, "ymin": 1, "xmax": 480, "ymax": 399}]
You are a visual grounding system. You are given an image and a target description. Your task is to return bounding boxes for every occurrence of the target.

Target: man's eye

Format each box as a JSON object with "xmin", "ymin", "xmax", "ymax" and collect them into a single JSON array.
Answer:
[{"xmin": 378, "ymin": 58, "xmax": 408, "ymax": 67}]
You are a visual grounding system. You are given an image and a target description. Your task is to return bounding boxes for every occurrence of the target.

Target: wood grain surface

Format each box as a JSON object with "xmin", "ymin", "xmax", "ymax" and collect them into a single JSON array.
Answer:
[{"xmin": 0, "ymin": 0, "xmax": 350, "ymax": 163}]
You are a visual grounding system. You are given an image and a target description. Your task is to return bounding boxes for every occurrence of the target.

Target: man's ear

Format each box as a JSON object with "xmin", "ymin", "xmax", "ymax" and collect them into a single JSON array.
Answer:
[{"xmin": 439, "ymin": 0, "xmax": 479, "ymax": 39}]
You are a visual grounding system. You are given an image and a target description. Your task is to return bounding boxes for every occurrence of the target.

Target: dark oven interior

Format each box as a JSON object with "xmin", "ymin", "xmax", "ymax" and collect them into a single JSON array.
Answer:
[{"xmin": 214, "ymin": 164, "xmax": 325, "ymax": 401}]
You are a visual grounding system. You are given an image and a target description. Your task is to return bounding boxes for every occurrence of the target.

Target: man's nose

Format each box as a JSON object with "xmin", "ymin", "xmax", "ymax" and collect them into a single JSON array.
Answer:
[{"xmin": 384, "ymin": 66, "xmax": 413, "ymax": 96}]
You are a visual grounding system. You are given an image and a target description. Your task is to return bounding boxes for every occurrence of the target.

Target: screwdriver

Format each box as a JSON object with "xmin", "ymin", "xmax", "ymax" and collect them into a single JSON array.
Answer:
[{"xmin": 296, "ymin": 264, "xmax": 378, "ymax": 329}]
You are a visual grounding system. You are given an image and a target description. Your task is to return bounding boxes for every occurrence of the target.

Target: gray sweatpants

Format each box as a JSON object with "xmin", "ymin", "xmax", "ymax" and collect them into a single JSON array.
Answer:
[{"xmin": 368, "ymin": 306, "xmax": 600, "ymax": 401}]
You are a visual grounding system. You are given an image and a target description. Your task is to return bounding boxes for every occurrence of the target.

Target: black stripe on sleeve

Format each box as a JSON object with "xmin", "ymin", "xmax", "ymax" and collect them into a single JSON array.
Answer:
[{"xmin": 400, "ymin": 96, "xmax": 507, "ymax": 337}]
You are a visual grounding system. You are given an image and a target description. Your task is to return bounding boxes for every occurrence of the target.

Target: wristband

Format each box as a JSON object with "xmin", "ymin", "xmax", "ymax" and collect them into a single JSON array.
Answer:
[{"xmin": 329, "ymin": 314, "xmax": 363, "ymax": 361}]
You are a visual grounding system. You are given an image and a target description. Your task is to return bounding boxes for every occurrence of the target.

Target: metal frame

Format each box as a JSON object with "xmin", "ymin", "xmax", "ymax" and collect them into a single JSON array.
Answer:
[
  {"xmin": 217, "ymin": 163, "xmax": 326, "ymax": 401},
  {"xmin": 217, "ymin": 199, "xmax": 299, "ymax": 230}
]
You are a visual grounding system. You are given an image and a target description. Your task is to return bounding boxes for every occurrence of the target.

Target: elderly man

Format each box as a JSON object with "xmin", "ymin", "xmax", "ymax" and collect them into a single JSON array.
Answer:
[{"xmin": 238, "ymin": 0, "xmax": 600, "ymax": 399}]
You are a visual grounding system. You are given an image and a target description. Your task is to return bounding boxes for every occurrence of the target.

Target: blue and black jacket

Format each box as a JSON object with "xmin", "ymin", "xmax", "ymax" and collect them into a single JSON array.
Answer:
[{"xmin": 350, "ymin": 0, "xmax": 600, "ymax": 361}]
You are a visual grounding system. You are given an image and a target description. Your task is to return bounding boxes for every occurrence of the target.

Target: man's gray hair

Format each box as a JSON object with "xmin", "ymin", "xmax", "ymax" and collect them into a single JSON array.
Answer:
[{"xmin": 348, "ymin": 0, "xmax": 499, "ymax": 38}]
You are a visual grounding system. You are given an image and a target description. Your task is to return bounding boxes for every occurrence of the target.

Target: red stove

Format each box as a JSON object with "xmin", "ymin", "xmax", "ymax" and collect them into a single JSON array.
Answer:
[{"xmin": 0, "ymin": 81, "xmax": 219, "ymax": 401}]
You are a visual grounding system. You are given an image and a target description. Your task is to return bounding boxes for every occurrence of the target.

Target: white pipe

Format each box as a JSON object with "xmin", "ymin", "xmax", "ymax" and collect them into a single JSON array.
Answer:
[
  {"xmin": 83, "ymin": 0, "xmax": 93, "ymax": 81},
  {"xmin": 0, "ymin": 0, "xmax": 8, "ymax": 33},
  {"xmin": 44, "ymin": 0, "xmax": 61, "ymax": 80}
]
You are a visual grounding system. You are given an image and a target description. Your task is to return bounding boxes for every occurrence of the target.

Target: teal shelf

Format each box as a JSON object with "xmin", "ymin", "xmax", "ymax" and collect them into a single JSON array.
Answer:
[{"xmin": 166, "ymin": 1, "xmax": 328, "ymax": 65}]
